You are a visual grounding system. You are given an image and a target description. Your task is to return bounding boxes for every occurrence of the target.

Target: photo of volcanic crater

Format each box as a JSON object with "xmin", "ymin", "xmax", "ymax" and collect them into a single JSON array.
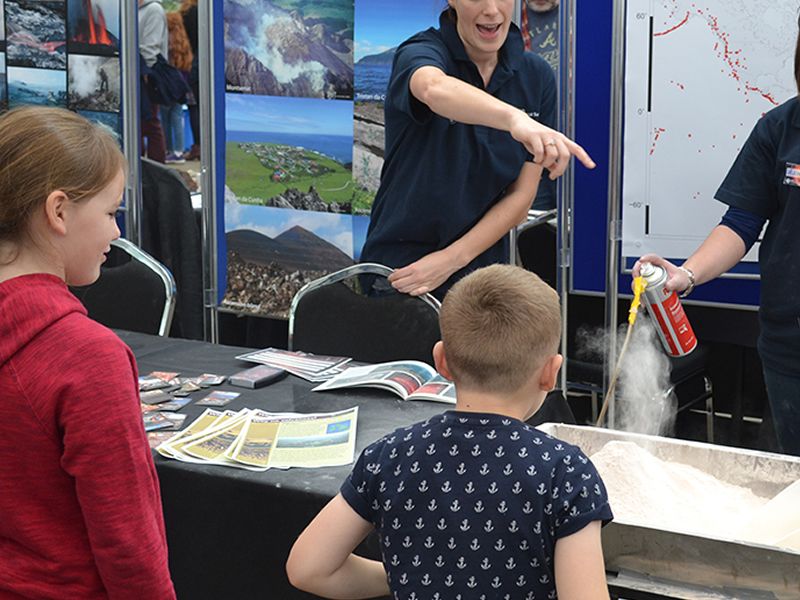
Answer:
[
  {"xmin": 68, "ymin": 54, "xmax": 119, "ymax": 112},
  {"xmin": 224, "ymin": 0, "xmax": 353, "ymax": 99},
  {"xmin": 68, "ymin": 0, "xmax": 119, "ymax": 56},
  {"xmin": 6, "ymin": 0, "xmax": 66, "ymax": 70}
]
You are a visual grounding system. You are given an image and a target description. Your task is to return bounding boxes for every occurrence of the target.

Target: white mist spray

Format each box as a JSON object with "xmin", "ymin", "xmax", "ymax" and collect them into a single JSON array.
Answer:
[
  {"xmin": 616, "ymin": 316, "xmax": 676, "ymax": 436},
  {"xmin": 575, "ymin": 316, "xmax": 676, "ymax": 435}
]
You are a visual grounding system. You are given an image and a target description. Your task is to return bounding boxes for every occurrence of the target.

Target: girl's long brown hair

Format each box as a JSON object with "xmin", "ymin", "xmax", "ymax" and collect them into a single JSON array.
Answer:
[
  {"xmin": 0, "ymin": 107, "xmax": 124, "ymax": 243},
  {"xmin": 179, "ymin": 0, "xmax": 197, "ymax": 14},
  {"xmin": 167, "ymin": 12, "xmax": 194, "ymax": 72}
]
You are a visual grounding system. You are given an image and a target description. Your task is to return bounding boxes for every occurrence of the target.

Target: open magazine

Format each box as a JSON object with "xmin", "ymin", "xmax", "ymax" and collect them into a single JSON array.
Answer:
[{"xmin": 313, "ymin": 361, "xmax": 456, "ymax": 404}]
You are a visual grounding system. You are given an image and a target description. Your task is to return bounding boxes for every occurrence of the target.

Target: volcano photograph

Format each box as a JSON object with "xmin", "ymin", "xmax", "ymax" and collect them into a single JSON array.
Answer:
[
  {"xmin": 6, "ymin": 0, "xmax": 66, "ymax": 70},
  {"xmin": 68, "ymin": 0, "xmax": 119, "ymax": 56},
  {"xmin": 68, "ymin": 54, "xmax": 119, "ymax": 112},
  {"xmin": 225, "ymin": 0, "xmax": 353, "ymax": 99}
]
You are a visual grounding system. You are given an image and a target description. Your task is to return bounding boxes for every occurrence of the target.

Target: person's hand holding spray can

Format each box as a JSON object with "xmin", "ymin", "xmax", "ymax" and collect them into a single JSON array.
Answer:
[{"xmin": 632, "ymin": 255, "xmax": 697, "ymax": 357}]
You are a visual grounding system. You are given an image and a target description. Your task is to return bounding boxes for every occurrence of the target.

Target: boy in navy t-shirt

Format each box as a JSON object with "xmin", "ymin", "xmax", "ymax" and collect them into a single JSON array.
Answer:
[{"xmin": 287, "ymin": 265, "xmax": 613, "ymax": 600}]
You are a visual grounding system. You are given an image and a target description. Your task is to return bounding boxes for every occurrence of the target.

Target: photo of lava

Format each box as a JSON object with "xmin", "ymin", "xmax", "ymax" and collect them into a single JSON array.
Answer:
[
  {"xmin": 6, "ymin": 0, "xmax": 67, "ymax": 70},
  {"xmin": 68, "ymin": 0, "xmax": 119, "ymax": 56}
]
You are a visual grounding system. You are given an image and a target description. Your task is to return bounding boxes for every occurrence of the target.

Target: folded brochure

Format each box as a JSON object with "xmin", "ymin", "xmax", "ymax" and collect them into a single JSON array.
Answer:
[
  {"xmin": 234, "ymin": 347, "xmax": 350, "ymax": 382},
  {"xmin": 156, "ymin": 406, "xmax": 358, "ymax": 471}
]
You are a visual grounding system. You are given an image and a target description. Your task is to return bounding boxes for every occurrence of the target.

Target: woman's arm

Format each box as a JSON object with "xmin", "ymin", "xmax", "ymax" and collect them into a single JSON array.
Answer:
[
  {"xmin": 410, "ymin": 65, "xmax": 594, "ymax": 178},
  {"xmin": 388, "ymin": 161, "xmax": 543, "ymax": 295},
  {"xmin": 634, "ymin": 225, "xmax": 747, "ymax": 293},
  {"xmin": 286, "ymin": 494, "xmax": 389, "ymax": 599}
]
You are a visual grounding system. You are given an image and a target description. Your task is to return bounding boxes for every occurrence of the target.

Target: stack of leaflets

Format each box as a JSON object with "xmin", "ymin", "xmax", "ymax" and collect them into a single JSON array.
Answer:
[
  {"xmin": 138, "ymin": 370, "xmax": 227, "ymax": 432},
  {"xmin": 156, "ymin": 406, "xmax": 358, "ymax": 471},
  {"xmin": 143, "ymin": 411, "xmax": 188, "ymax": 433},
  {"xmin": 235, "ymin": 348, "xmax": 351, "ymax": 382},
  {"xmin": 313, "ymin": 361, "xmax": 457, "ymax": 404}
]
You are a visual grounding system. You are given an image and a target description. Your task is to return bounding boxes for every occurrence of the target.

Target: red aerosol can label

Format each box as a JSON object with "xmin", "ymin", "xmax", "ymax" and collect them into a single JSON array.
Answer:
[{"xmin": 639, "ymin": 262, "xmax": 697, "ymax": 357}]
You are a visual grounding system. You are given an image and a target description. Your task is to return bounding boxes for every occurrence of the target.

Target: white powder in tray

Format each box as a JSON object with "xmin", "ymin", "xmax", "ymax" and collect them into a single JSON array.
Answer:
[{"xmin": 590, "ymin": 440, "xmax": 769, "ymax": 540}]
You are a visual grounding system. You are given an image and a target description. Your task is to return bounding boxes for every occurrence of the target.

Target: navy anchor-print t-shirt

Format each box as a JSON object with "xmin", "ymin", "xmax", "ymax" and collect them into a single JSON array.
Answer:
[{"xmin": 340, "ymin": 411, "xmax": 613, "ymax": 600}]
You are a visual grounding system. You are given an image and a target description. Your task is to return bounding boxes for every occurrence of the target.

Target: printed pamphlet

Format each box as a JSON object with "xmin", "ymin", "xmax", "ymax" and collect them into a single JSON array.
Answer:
[
  {"xmin": 235, "ymin": 348, "xmax": 351, "ymax": 382},
  {"xmin": 156, "ymin": 407, "xmax": 358, "ymax": 471}
]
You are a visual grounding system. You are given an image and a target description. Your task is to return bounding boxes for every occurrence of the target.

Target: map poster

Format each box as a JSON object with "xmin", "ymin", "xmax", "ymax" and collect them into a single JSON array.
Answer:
[{"xmin": 621, "ymin": 0, "xmax": 796, "ymax": 263}]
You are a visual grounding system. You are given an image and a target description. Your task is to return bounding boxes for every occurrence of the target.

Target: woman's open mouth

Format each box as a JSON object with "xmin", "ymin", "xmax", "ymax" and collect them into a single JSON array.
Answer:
[{"xmin": 477, "ymin": 23, "xmax": 502, "ymax": 38}]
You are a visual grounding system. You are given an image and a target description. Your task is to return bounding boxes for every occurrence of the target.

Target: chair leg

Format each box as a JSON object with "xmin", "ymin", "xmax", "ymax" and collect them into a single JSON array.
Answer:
[
  {"xmin": 591, "ymin": 391, "xmax": 599, "ymax": 423},
  {"xmin": 704, "ymin": 376, "xmax": 714, "ymax": 443}
]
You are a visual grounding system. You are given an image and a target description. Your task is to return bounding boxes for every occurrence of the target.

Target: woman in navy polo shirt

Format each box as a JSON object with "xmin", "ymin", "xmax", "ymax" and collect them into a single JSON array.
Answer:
[
  {"xmin": 360, "ymin": 0, "xmax": 594, "ymax": 299},
  {"xmin": 634, "ymin": 30, "xmax": 800, "ymax": 457}
]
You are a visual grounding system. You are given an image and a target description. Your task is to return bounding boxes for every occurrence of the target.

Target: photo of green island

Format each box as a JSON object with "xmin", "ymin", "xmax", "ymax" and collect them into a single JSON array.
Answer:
[
  {"xmin": 226, "ymin": 94, "xmax": 371, "ymax": 214},
  {"xmin": 226, "ymin": 140, "xmax": 370, "ymax": 213}
]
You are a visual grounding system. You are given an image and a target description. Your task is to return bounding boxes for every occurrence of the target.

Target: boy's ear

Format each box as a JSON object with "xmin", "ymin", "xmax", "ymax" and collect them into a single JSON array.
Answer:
[
  {"xmin": 43, "ymin": 190, "xmax": 70, "ymax": 236},
  {"xmin": 433, "ymin": 341, "xmax": 453, "ymax": 381},
  {"xmin": 538, "ymin": 354, "xmax": 563, "ymax": 392}
]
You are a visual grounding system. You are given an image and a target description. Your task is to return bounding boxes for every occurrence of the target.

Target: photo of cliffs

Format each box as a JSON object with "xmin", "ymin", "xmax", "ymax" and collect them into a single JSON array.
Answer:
[{"xmin": 352, "ymin": 0, "xmax": 437, "ymax": 207}]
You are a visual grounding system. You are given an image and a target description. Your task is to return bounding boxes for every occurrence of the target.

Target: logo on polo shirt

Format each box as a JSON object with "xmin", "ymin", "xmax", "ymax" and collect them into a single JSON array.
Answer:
[
  {"xmin": 784, "ymin": 162, "xmax": 800, "ymax": 187},
  {"xmin": 516, "ymin": 107, "xmax": 540, "ymax": 119}
]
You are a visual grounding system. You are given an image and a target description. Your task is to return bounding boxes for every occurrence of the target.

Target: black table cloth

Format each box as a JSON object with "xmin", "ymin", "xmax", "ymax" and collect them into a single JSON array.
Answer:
[{"xmin": 120, "ymin": 331, "xmax": 443, "ymax": 600}]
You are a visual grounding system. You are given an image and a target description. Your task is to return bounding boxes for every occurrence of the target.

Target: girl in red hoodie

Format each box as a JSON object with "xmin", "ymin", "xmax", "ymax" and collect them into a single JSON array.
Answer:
[{"xmin": 0, "ymin": 107, "xmax": 176, "ymax": 599}]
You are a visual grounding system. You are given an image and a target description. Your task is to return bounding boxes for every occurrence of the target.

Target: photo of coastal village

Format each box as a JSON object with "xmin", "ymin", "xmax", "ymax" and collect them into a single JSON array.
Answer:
[{"xmin": 226, "ymin": 94, "xmax": 371, "ymax": 214}]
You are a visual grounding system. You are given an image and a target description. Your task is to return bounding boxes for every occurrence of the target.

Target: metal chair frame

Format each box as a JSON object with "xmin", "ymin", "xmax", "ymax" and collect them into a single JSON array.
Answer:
[
  {"xmin": 110, "ymin": 238, "xmax": 177, "ymax": 336},
  {"xmin": 288, "ymin": 262, "xmax": 441, "ymax": 352}
]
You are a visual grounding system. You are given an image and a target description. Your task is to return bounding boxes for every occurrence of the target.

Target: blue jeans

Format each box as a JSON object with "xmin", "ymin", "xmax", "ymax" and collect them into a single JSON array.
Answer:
[
  {"xmin": 160, "ymin": 103, "xmax": 185, "ymax": 155},
  {"xmin": 762, "ymin": 365, "xmax": 800, "ymax": 456}
]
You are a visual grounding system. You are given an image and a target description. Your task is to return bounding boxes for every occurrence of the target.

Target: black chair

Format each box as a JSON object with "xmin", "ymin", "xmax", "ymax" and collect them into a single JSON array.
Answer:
[
  {"xmin": 71, "ymin": 238, "xmax": 177, "ymax": 336},
  {"xmin": 288, "ymin": 263, "xmax": 441, "ymax": 365},
  {"xmin": 516, "ymin": 209, "xmax": 557, "ymax": 290},
  {"xmin": 140, "ymin": 158, "xmax": 203, "ymax": 339}
]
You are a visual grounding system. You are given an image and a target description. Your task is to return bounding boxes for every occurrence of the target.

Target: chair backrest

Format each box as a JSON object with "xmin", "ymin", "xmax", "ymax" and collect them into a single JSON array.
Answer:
[
  {"xmin": 288, "ymin": 263, "xmax": 442, "ymax": 365},
  {"xmin": 516, "ymin": 209, "xmax": 558, "ymax": 290},
  {"xmin": 71, "ymin": 238, "xmax": 177, "ymax": 336},
  {"xmin": 140, "ymin": 158, "xmax": 203, "ymax": 339}
]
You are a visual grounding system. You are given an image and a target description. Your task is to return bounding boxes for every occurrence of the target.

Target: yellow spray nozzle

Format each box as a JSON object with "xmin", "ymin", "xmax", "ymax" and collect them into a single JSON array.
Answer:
[{"xmin": 628, "ymin": 276, "xmax": 648, "ymax": 325}]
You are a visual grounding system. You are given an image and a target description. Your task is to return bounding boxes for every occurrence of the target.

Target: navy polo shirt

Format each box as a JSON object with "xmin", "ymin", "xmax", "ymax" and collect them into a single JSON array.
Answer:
[
  {"xmin": 341, "ymin": 411, "xmax": 612, "ymax": 600},
  {"xmin": 360, "ymin": 12, "xmax": 557, "ymax": 298},
  {"xmin": 716, "ymin": 96, "xmax": 800, "ymax": 375}
]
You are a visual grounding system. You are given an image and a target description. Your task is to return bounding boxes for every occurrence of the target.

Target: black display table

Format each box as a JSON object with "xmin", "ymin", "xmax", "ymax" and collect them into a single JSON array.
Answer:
[{"xmin": 120, "ymin": 331, "xmax": 443, "ymax": 600}]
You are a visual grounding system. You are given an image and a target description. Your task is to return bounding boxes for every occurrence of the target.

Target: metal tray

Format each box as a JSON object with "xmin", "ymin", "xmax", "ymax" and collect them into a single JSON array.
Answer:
[{"xmin": 536, "ymin": 424, "xmax": 800, "ymax": 599}]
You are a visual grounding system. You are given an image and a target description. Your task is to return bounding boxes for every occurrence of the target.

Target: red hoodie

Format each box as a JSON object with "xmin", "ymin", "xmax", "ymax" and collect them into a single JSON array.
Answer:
[{"xmin": 0, "ymin": 274, "xmax": 175, "ymax": 599}]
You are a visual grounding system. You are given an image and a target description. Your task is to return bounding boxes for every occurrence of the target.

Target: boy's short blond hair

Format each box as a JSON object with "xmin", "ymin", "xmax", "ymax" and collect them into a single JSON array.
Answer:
[{"xmin": 440, "ymin": 264, "xmax": 561, "ymax": 394}]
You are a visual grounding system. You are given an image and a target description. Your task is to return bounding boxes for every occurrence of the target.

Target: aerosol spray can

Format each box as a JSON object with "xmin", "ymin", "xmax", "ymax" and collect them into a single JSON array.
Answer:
[{"xmin": 639, "ymin": 262, "xmax": 697, "ymax": 357}]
